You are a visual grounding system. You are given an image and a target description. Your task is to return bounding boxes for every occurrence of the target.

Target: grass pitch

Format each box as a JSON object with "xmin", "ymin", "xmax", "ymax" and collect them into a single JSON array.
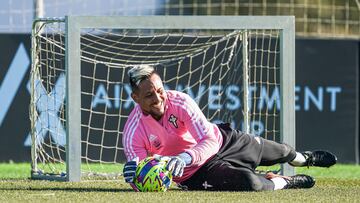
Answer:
[{"xmin": 0, "ymin": 163, "xmax": 359, "ymax": 202}]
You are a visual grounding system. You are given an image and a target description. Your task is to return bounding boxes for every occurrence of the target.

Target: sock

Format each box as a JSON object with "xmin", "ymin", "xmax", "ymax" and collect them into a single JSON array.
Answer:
[
  {"xmin": 289, "ymin": 152, "xmax": 307, "ymax": 166},
  {"xmin": 271, "ymin": 177, "xmax": 288, "ymax": 190}
]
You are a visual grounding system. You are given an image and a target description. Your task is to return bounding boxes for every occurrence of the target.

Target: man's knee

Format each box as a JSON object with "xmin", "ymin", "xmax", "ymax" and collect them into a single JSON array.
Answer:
[
  {"xmin": 279, "ymin": 143, "xmax": 297, "ymax": 162},
  {"xmin": 241, "ymin": 172, "xmax": 266, "ymax": 191},
  {"xmin": 264, "ymin": 139, "xmax": 297, "ymax": 162},
  {"xmin": 248, "ymin": 178, "xmax": 264, "ymax": 191},
  {"xmin": 261, "ymin": 140, "xmax": 297, "ymax": 165}
]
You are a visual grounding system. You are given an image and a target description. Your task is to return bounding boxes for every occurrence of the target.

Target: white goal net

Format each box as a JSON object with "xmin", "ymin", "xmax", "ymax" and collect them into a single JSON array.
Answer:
[{"xmin": 30, "ymin": 16, "xmax": 295, "ymax": 181}]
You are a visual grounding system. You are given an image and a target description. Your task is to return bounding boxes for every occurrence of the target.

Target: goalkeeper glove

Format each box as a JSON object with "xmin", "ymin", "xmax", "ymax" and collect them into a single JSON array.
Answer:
[
  {"xmin": 123, "ymin": 157, "xmax": 140, "ymax": 191},
  {"xmin": 155, "ymin": 153, "xmax": 192, "ymax": 177},
  {"xmin": 167, "ymin": 156, "xmax": 186, "ymax": 177}
]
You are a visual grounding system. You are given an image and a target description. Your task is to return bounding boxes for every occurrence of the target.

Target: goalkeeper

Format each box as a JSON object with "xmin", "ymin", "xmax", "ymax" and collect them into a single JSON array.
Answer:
[{"xmin": 122, "ymin": 65, "xmax": 337, "ymax": 191}]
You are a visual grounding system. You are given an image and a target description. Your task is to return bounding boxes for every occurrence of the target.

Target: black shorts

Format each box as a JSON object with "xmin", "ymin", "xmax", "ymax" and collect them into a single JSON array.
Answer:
[{"xmin": 180, "ymin": 123, "xmax": 296, "ymax": 191}]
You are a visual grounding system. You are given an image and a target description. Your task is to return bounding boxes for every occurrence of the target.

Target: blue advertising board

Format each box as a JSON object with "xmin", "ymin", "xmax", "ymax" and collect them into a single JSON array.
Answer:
[{"xmin": 0, "ymin": 34, "xmax": 358, "ymax": 163}]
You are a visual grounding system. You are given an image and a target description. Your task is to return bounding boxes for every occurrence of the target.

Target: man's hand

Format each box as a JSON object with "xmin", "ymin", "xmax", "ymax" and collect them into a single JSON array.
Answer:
[
  {"xmin": 154, "ymin": 153, "xmax": 192, "ymax": 177},
  {"xmin": 265, "ymin": 172, "xmax": 290, "ymax": 180},
  {"xmin": 166, "ymin": 156, "xmax": 186, "ymax": 177},
  {"xmin": 123, "ymin": 157, "xmax": 139, "ymax": 183}
]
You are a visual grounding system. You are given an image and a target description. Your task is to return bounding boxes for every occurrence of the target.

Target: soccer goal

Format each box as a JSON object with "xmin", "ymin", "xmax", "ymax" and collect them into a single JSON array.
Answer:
[{"xmin": 30, "ymin": 16, "xmax": 295, "ymax": 181}]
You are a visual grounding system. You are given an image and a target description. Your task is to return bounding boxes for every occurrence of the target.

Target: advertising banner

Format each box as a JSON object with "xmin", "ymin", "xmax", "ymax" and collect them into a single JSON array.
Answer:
[
  {"xmin": 0, "ymin": 34, "xmax": 358, "ymax": 163},
  {"xmin": 296, "ymin": 39, "xmax": 359, "ymax": 163},
  {"xmin": 0, "ymin": 34, "xmax": 31, "ymax": 161}
]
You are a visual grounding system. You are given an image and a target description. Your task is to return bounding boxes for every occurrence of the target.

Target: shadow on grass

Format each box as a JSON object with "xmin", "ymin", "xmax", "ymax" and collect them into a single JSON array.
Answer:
[
  {"xmin": 0, "ymin": 186, "xmax": 134, "ymax": 192},
  {"xmin": 0, "ymin": 178, "xmax": 135, "ymax": 192}
]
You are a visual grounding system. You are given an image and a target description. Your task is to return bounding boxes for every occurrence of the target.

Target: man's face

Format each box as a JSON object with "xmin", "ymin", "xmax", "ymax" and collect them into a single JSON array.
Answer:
[{"xmin": 131, "ymin": 74, "xmax": 166, "ymax": 120}]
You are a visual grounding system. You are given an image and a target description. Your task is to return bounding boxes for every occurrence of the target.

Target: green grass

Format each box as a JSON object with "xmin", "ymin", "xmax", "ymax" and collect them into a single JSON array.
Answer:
[{"xmin": 0, "ymin": 163, "xmax": 359, "ymax": 202}]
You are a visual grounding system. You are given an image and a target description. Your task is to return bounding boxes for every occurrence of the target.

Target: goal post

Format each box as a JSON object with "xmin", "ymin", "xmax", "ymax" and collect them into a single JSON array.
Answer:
[{"xmin": 30, "ymin": 15, "xmax": 295, "ymax": 182}]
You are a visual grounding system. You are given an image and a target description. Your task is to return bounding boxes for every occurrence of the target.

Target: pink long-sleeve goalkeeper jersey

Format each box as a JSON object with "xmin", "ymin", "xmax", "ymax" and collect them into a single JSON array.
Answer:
[{"xmin": 122, "ymin": 90, "xmax": 223, "ymax": 183}]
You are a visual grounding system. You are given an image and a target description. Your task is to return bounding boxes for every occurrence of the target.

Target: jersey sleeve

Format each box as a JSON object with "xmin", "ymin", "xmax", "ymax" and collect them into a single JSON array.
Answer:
[
  {"xmin": 122, "ymin": 109, "xmax": 148, "ymax": 162},
  {"xmin": 171, "ymin": 92, "xmax": 221, "ymax": 166}
]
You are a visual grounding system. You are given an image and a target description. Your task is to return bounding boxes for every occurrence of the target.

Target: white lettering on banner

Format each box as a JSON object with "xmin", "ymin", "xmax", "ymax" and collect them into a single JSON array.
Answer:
[
  {"xmin": 92, "ymin": 84, "xmax": 112, "ymax": 108},
  {"xmin": 123, "ymin": 84, "xmax": 134, "ymax": 108},
  {"xmin": 326, "ymin": 87, "xmax": 341, "ymax": 111},
  {"xmin": 91, "ymin": 84, "xmax": 342, "ymax": 112},
  {"xmin": 21, "ymin": 83, "xmax": 342, "ymax": 146},
  {"xmin": 20, "ymin": 80, "xmax": 343, "ymax": 146},
  {"xmin": 225, "ymin": 85, "xmax": 240, "ymax": 110},
  {"xmin": 114, "ymin": 84, "xmax": 120, "ymax": 108},
  {"xmin": 305, "ymin": 86, "xmax": 323, "ymax": 111},
  {"xmin": 212, "ymin": 119, "xmax": 265, "ymax": 135},
  {"xmin": 259, "ymin": 85, "xmax": 280, "ymax": 111},
  {"xmin": 295, "ymin": 86, "xmax": 342, "ymax": 112},
  {"xmin": 295, "ymin": 86, "xmax": 301, "ymax": 111},
  {"xmin": 208, "ymin": 85, "xmax": 222, "ymax": 110},
  {"xmin": 174, "ymin": 84, "xmax": 205, "ymax": 104},
  {"xmin": 92, "ymin": 84, "xmax": 134, "ymax": 109}
]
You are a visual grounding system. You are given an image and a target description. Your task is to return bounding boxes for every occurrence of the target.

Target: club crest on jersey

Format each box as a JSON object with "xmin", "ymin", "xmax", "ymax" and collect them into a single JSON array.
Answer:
[{"xmin": 168, "ymin": 114, "xmax": 178, "ymax": 128}]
